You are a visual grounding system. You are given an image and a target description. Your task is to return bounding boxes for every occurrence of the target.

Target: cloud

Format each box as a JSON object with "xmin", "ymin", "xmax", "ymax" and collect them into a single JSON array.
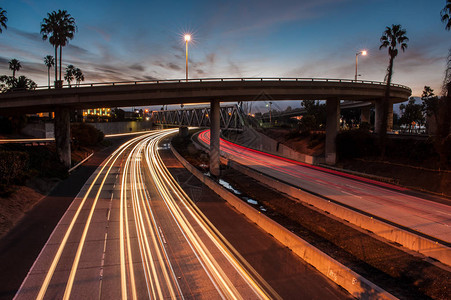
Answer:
[
  {"xmin": 85, "ymin": 26, "xmax": 111, "ymax": 42},
  {"xmin": 64, "ymin": 44, "xmax": 91, "ymax": 57},
  {"xmin": 9, "ymin": 27, "xmax": 42, "ymax": 42},
  {"xmin": 154, "ymin": 61, "xmax": 183, "ymax": 72},
  {"xmin": 167, "ymin": 62, "xmax": 182, "ymax": 71},
  {"xmin": 201, "ymin": 0, "xmax": 350, "ymax": 39},
  {"xmin": 129, "ymin": 64, "xmax": 145, "ymax": 72}
]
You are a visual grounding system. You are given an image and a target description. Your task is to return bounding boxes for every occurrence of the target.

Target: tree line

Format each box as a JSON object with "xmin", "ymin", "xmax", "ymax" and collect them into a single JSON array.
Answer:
[{"xmin": 0, "ymin": 8, "xmax": 84, "ymax": 92}]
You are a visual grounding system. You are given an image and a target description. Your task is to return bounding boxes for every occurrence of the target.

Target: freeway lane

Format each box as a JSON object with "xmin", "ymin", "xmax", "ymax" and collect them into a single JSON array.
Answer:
[
  {"xmin": 14, "ymin": 129, "xmax": 271, "ymax": 299},
  {"xmin": 197, "ymin": 130, "xmax": 451, "ymax": 244}
]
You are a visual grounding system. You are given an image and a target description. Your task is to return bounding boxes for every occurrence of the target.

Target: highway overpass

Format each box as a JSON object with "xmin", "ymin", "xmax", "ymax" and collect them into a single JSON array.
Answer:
[{"xmin": 0, "ymin": 78, "xmax": 411, "ymax": 173}]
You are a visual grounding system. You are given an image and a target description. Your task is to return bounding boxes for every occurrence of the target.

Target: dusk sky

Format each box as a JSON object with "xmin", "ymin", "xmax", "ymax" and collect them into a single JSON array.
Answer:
[{"xmin": 0, "ymin": 0, "xmax": 449, "ymax": 110}]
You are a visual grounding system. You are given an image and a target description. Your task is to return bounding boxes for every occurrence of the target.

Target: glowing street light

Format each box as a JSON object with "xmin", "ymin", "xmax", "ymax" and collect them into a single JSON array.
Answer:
[
  {"xmin": 266, "ymin": 101, "xmax": 272, "ymax": 124},
  {"xmin": 185, "ymin": 34, "xmax": 191, "ymax": 82},
  {"xmin": 355, "ymin": 50, "xmax": 367, "ymax": 81}
]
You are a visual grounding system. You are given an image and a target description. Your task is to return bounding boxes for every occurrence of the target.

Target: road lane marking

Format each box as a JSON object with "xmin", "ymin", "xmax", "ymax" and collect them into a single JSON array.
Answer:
[
  {"xmin": 63, "ymin": 137, "xmax": 142, "ymax": 300},
  {"xmin": 35, "ymin": 137, "xmax": 138, "ymax": 300}
]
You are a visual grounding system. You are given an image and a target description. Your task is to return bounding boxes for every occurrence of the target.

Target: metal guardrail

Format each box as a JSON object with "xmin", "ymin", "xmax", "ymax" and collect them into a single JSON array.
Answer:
[{"xmin": 33, "ymin": 77, "xmax": 412, "ymax": 92}]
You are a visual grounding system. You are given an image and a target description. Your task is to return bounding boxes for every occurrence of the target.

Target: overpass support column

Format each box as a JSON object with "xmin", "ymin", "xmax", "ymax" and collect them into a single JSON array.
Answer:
[
  {"xmin": 325, "ymin": 98, "xmax": 339, "ymax": 165},
  {"xmin": 54, "ymin": 107, "xmax": 71, "ymax": 169},
  {"xmin": 210, "ymin": 99, "xmax": 221, "ymax": 177},
  {"xmin": 360, "ymin": 106, "xmax": 370, "ymax": 124}
]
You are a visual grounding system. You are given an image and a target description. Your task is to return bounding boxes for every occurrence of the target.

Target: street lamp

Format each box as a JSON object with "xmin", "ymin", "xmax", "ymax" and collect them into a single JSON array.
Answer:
[
  {"xmin": 185, "ymin": 34, "xmax": 191, "ymax": 82},
  {"xmin": 266, "ymin": 102, "xmax": 272, "ymax": 124},
  {"xmin": 355, "ymin": 50, "xmax": 367, "ymax": 81}
]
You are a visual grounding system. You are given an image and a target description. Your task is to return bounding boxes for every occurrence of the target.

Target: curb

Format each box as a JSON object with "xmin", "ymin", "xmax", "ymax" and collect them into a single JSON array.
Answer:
[
  {"xmin": 68, "ymin": 152, "xmax": 94, "ymax": 173},
  {"xmin": 170, "ymin": 143, "xmax": 397, "ymax": 300}
]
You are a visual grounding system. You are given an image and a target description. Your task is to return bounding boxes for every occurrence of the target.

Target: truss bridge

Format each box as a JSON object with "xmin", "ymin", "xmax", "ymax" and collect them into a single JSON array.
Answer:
[{"xmin": 151, "ymin": 104, "xmax": 246, "ymax": 131}]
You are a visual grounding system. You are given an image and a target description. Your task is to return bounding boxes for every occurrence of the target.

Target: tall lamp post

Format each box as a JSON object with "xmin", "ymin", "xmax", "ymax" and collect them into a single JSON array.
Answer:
[
  {"xmin": 355, "ymin": 50, "xmax": 367, "ymax": 81},
  {"xmin": 266, "ymin": 102, "xmax": 272, "ymax": 124},
  {"xmin": 185, "ymin": 34, "xmax": 191, "ymax": 82}
]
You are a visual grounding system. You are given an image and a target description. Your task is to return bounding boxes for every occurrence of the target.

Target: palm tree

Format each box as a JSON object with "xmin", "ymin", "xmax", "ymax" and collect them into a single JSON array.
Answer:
[
  {"xmin": 378, "ymin": 24, "xmax": 408, "ymax": 153},
  {"xmin": 442, "ymin": 0, "xmax": 451, "ymax": 30},
  {"xmin": 64, "ymin": 64, "xmax": 75, "ymax": 87},
  {"xmin": 41, "ymin": 10, "xmax": 76, "ymax": 87},
  {"xmin": 74, "ymin": 68, "xmax": 84, "ymax": 87},
  {"xmin": 44, "ymin": 55, "xmax": 55, "ymax": 88},
  {"xmin": 41, "ymin": 11, "xmax": 60, "ymax": 87},
  {"xmin": 14, "ymin": 76, "xmax": 37, "ymax": 91},
  {"xmin": 9, "ymin": 58, "xmax": 21, "ymax": 78},
  {"xmin": 0, "ymin": 7, "xmax": 7, "ymax": 33},
  {"xmin": 56, "ymin": 11, "xmax": 76, "ymax": 86},
  {"xmin": 0, "ymin": 75, "xmax": 36, "ymax": 92}
]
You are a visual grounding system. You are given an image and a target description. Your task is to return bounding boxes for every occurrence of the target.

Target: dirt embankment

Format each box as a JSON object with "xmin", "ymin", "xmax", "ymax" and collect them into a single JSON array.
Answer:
[
  {"xmin": 261, "ymin": 128, "xmax": 325, "ymax": 156},
  {"xmin": 172, "ymin": 133, "xmax": 451, "ymax": 300},
  {"xmin": 0, "ymin": 146, "xmax": 95, "ymax": 239}
]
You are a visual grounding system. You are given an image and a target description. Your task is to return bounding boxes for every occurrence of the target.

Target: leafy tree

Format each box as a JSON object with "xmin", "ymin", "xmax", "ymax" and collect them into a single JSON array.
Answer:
[
  {"xmin": 74, "ymin": 67, "xmax": 84, "ymax": 86},
  {"xmin": 112, "ymin": 108, "xmax": 125, "ymax": 121},
  {"xmin": 399, "ymin": 97, "xmax": 424, "ymax": 132},
  {"xmin": 9, "ymin": 59, "xmax": 21, "ymax": 78},
  {"xmin": 432, "ymin": 2, "xmax": 451, "ymax": 167},
  {"xmin": 301, "ymin": 100, "xmax": 326, "ymax": 130},
  {"xmin": 41, "ymin": 10, "xmax": 76, "ymax": 87},
  {"xmin": 442, "ymin": 0, "xmax": 451, "ymax": 30},
  {"xmin": 299, "ymin": 115, "xmax": 317, "ymax": 132},
  {"xmin": 421, "ymin": 86, "xmax": 439, "ymax": 128},
  {"xmin": 44, "ymin": 55, "xmax": 55, "ymax": 88},
  {"xmin": 379, "ymin": 24, "xmax": 409, "ymax": 154},
  {"xmin": 64, "ymin": 64, "xmax": 75, "ymax": 87},
  {"xmin": 0, "ymin": 7, "xmax": 7, "ymax": 33},
  {"xmin": 341, "ymin": 108, "xmax": 361, "ymax": 129},
  {"xmin": 0, "ymin": 75, "xmax": 37, "ymax": 92}
]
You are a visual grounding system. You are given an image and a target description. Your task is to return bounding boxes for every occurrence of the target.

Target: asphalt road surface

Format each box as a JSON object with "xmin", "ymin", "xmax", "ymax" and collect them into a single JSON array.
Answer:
[
  {"xmin": 197, "ymin": 130, "xmax": 451, "ymax": 244},
  {"xmin": 12, "ymin": 129, "xmax": 351, "ymax": 299}
]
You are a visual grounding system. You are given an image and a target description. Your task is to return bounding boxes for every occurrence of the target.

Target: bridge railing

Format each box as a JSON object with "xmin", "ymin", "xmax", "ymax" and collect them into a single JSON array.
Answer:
[{"xmin": 34, "ymin": 77, "xmax": 411, "ymax": 91}]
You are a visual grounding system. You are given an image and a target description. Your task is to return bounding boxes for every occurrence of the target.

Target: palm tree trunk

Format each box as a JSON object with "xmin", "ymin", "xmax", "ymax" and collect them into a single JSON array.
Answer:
[
  {"xmin": 379, "ymin": 56, "xmax": 394, "ymax": 158},
  {"xmin": 59, "ymin": 46, "xmax": 62, "ymax": 83},
  {"xmin": 12, "ymin": 70, "xmax": 15, "ymax": 78},
  {"xmin": 54, "ymin": 45, "xmax": 58, "ymax": 87},
  {"xmin": 48, "ymin": 67, "xmax": 50, "ymax": 88}
]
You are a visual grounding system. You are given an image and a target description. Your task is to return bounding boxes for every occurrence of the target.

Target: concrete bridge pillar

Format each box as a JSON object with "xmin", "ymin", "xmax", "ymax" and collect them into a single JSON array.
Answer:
[
  {"xmin": 54, "ymin": 107, "xmax": 71, "ymax": 169},
  {"xmin": 325, "ymin": 98, "xmax": 340, "ymax": 165},
  {"xmin": 360, "ymin": 106, "xmax": 370, "ymax": 124},
  {"xmin": 375, "ymin": 99, "xmax": 393, "ymax": 133},
  {"xmin": 210, "ymin": 100, "xmax": 221, "ymax": 177}
]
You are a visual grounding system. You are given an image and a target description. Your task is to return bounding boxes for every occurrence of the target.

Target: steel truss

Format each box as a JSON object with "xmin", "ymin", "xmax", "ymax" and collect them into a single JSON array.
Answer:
[{"xmin": 150, "ymin": 104, "xmax": 245, "ymax": 131}]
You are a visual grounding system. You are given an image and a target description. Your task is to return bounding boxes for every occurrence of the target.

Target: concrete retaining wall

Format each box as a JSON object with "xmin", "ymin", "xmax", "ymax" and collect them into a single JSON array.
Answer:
[
  {"xmin": 223, "ymin": 158, "xmax": 451, "ymax": 268},
  {"xmin": 170, "ymin": 143, "xmax": 396, "ymax": 300},
  {"xmin": 87, "ymin": 121, "xmax": 153, "ymax": 135},
  {"xmin": 21, "ymin": 121, "xmax": 153, "ymax": 138},
  {"xmin": 22, "ymin": 122, "xmax": 54, "ymax": 138},
  {"xmin": 224, "ymin": 127, "xmax": 322, "ymax": 165}
]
